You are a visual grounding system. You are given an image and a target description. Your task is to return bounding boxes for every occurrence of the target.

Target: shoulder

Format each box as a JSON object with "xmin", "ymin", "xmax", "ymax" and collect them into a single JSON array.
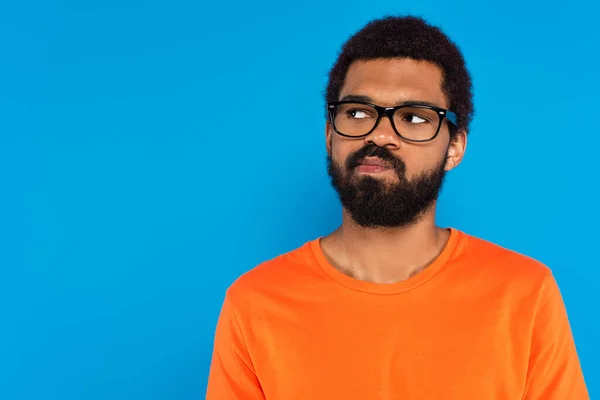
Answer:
[
  {"xmin": 224, "ymin": 239, "xmax": 321, "ymax": 306},
  {"xmin": 455, "ymin": 229, "xmax": 554, "ymax": 287}
]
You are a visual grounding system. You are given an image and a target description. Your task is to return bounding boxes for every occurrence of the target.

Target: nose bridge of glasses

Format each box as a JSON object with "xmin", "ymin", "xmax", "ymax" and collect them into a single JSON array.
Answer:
[
  {"xmin": 382, "ymin": 106, "xmax": 402, "ymax": 127},
  {"xmin": 369, "ymin": 107, "xmax": 401, "ymax": 141}
]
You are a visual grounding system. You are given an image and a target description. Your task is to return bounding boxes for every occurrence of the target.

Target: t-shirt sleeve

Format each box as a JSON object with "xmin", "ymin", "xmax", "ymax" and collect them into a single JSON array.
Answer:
[
  {"xmin": 523, "ymin": 272, "xmax": 589, "ymax": 399},
  {"xmin": 206, "ymin": 294, "xmax": 265, "ymax": 400}
]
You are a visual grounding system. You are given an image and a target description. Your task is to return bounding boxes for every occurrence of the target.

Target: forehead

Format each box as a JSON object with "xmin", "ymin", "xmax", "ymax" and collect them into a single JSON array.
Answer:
[{"xmin": 339, "ymin": 58, "xmax": 447, "ymax": 108}]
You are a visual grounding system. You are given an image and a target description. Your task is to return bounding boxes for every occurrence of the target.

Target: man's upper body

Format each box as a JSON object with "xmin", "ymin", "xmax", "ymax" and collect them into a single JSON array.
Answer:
[
  {"xmin": 207, "ymin": 228, "xmax": 587, "ymax": 399},
  {"xmin": 206, "ymin": 16, "xmax": 588, "ymax": 399}
]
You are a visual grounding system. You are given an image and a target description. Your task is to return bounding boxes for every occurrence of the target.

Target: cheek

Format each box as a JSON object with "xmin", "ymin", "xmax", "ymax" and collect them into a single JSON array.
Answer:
[
  {"xmin": 331, "ymin": 138, "xmax": 358, "ymax": 165},
  {"xmin": 398, "ymin": 147, "xmax": 446, "ymax": 178},
  {"xmin": 331, "ymin": 147, "xmax": 346, "ymax": 163}
]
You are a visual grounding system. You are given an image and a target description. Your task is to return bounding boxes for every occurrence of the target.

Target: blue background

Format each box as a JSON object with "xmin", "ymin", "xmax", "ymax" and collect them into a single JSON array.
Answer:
[{"xmin": 1, "ymin": 0, "xmax": 598, "ymax": 398}]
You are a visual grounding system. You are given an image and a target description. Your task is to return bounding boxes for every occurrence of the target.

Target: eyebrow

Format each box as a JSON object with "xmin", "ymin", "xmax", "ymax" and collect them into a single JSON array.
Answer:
[{"xmin": 339, "ymin": 94, "xmax": 445, "ymax": 109}]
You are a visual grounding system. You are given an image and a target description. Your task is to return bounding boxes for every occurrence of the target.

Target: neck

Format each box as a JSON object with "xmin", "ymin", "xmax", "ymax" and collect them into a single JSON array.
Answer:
[{"xmin": 320, "ymin": 205, "xmax": 450, "ymax": 284}]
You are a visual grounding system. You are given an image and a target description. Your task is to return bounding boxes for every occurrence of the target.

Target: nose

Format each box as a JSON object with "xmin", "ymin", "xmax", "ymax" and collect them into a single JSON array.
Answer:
[{"xmin": 364, "ymin": 114, "xmax": 401, "ymax": 149}]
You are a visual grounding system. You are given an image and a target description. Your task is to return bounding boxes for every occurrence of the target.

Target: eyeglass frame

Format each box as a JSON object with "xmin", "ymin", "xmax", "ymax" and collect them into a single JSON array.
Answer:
[{"xmin": 326, "ymin": 101, "xmax": 459, "ymax": 143}]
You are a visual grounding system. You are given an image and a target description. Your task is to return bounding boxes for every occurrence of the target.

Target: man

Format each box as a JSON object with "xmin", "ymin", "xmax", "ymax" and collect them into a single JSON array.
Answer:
[{"xmin": 206, "ymin": 16, "xmax": 588, "ymax": 399}]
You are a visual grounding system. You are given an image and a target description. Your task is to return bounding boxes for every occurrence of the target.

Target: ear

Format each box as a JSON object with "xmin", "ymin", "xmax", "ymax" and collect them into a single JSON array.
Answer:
[
  {"xmin": 325, "ymin": 121, "xmax": 333, "ymax": 156},
  {"xmin": 445, "ymin": 129, "xmax": 467, "ymax": 171}
]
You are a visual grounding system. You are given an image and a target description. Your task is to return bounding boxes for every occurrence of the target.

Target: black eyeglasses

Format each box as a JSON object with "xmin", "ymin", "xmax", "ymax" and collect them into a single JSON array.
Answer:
[{"xmin": 327, "ymin": 101, "xmax": 458, "ymax": 143}]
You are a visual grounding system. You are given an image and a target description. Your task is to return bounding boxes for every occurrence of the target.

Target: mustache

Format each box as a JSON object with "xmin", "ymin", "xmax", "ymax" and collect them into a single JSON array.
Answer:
[{"xmin": 346, "ymin": 144, "xmax": 406, "ymax": 172}]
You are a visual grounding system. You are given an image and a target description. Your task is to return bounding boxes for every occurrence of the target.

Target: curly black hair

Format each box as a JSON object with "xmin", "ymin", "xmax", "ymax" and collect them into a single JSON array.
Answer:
[{"xmin": 325, "ymin": 16, "xmax": 474, "ymax": 135}]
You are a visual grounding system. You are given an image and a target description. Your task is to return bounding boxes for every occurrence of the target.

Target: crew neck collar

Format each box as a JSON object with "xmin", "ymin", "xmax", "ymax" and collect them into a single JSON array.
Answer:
[{"xmin": 309, "ymin": 228, "xmax": 462, "ymax": 295}]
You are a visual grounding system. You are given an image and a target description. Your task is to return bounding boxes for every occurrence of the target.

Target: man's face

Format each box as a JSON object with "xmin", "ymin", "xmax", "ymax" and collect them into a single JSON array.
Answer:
[{"xmin": 326, "ymin": 58, "xmax": 465, "ymax": 228}]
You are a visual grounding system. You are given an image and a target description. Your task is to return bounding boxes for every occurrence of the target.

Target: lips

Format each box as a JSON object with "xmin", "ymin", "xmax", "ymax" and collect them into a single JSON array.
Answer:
[
  {"xmin": 353, "ymin": 157, "xmax": 394, "ymax": 174},
  {"xmin": 357, "ymin": 157, "xmax": 392, "ymax": 169}
]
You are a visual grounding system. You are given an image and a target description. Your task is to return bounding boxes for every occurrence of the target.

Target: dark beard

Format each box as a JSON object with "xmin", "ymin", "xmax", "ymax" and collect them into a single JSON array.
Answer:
[{"xmin": 327, "ymin": 144, "xmax": 448, "ymax": 228}]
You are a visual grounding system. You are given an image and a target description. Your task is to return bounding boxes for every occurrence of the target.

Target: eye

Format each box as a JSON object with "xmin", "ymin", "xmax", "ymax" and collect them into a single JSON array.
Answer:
[
  {"xmin": 346, "ymin": 109, "xmax": 372, "ymax": 119},
  {"xmin": 403, "ymin": 114, "xmax": 428, "ymax": 124}
]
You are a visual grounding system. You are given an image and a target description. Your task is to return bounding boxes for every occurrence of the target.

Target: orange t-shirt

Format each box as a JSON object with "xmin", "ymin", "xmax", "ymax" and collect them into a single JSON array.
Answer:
[{"xmin": 206, "ymin": 228, "xmax": 588, "ymax": 399}]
